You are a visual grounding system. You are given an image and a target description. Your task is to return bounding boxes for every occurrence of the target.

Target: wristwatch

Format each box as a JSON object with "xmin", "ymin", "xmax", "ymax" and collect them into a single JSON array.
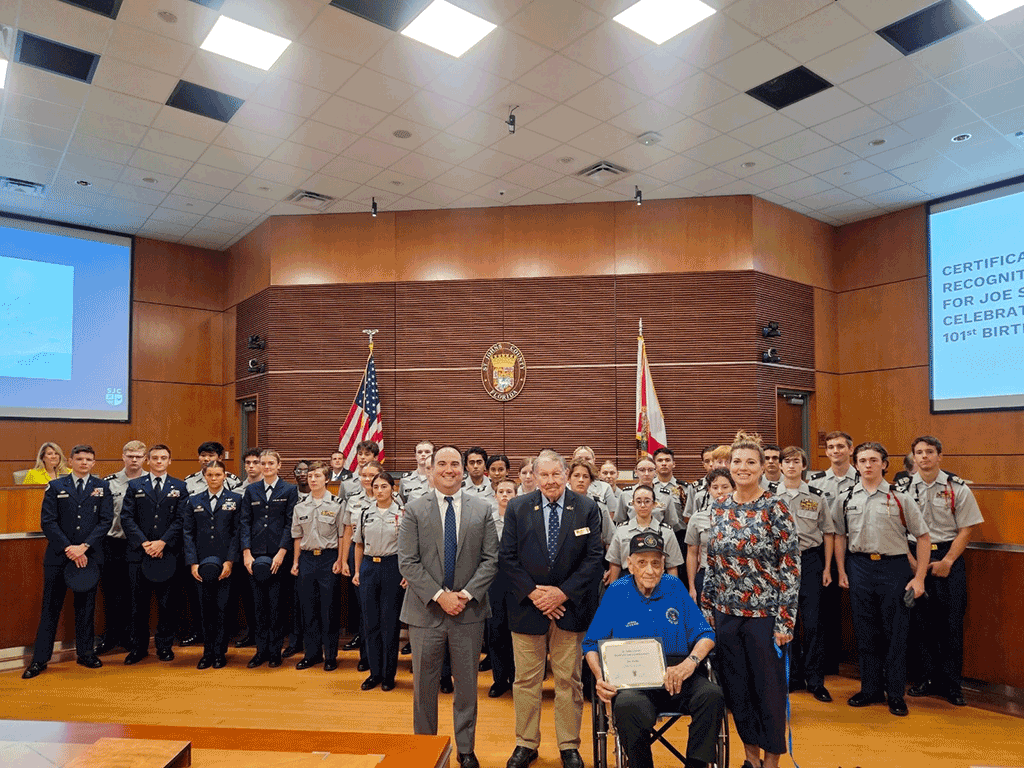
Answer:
[{"xmin": 688, "ymin": 654, "xmax": 701, "ymax": 665}]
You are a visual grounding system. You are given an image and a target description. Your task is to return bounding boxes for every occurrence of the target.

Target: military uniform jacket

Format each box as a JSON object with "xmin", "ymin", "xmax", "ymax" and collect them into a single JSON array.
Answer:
[
  {"xmin": 240, "ymin": 480, "xmax": 299, "ymax": 556},
  {"xmin": 40, "ymin": 474, "xmax": 114, "ymax": 567},
  {"xmin": 499, "ymin": 488, "xmax": 604, "ymax": 635},
  {"xmin": 808, "ymin": 466, "xmax": 859, "ymax": 512},
  {"xmin": 183, "ymin": 490, "xmax": 241, "ymax": 565},
  {"xmin": 120, "ymin": 474, "xmax": 187, "ymax": 562},
  {"xmin": 400, "ymin": 471, "xmax": 431, "ymax": 504},
  {"xmin": 185, "ymin": 469, "xmax": 242, "ymax": 497},
  {"xmin": 614, "ymin": 487, "xmax": 680, "ymax": 530},
  {"xmin": 292, "ymin": 492, "xmax": 343, "ymax": 551},
  {"xmin": 901, "ymin": 471, "xmax": 983, "ymax": 544},
  {"xmin": 833, "ymin": 480, "xmax": 928, "ymax": 556},
  {"xmin": 103, "ymin": 469, "xmax": 133, "ymax": 539},
  {"xmin": 771, "ymin": 481, "xmax": 833, "ymax": 551},
  {"xmin": 655, "ymin": 477, "xmax": 687, "ymax": 530}
]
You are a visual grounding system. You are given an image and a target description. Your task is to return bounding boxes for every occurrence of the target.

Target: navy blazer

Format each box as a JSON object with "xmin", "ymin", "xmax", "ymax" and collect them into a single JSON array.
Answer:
[
  {"xmin": 239, "ymin": 480, "xmax": 299, "ymax": 556},
  {"xmin": 499, "ymin": 488, "xmax": 604, "ymax": 635},
  {"xmin": 40, "ymin": 474, "xmax": 114, "ymax": 567},
  {"xmin": 120, "ymin": 474, "xmax": 187, "ymax": 563},
  {"xmin": 183, "ymin": 490, "xmax": 241, "ymax": 566}
]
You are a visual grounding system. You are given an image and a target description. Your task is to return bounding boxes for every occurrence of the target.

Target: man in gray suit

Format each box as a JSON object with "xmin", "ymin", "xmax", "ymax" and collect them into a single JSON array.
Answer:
[{"xmin": 399, "ymin": 444, "xmax": 499, "ymax": 768}]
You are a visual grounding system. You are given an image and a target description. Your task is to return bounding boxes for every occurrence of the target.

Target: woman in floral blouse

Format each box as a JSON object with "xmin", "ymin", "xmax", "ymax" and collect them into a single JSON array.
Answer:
[{"xmin": 701, "ymin": 432, "xmax": 800, "ymax": 768}]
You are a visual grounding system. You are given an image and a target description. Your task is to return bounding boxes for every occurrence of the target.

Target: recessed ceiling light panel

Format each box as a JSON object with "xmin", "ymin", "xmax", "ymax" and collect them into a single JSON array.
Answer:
[
  {"xmin": 613, "ymin": 0, "xmax": 715, "ymax": 46},
  {"xmin": 964, "ymin": 0, "xmax": 1024, "ymax": 20},
  {"xmin": 401, "ymin": 0, "xmax": 496, "ymax": 58},
  {"xmin": 200, "ymin": 16, "xmax": 292, "ymax": 70}
]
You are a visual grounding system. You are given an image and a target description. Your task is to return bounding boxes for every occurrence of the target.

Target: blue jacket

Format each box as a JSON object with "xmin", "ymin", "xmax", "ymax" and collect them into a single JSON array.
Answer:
[
  {"xmin": 40, "ymin": 474, "xmax": 114, "ymax": 566},
  {"xmin": 120, "ymin": 474, "xmax": 187, "ymax": 562},
  {"xmin": 239, "ymin": 480, "xmax": 299, "ymax": 556},
  {"xmin": 183, "ymin": 490, "xmax": 241, "ymax": 565}
]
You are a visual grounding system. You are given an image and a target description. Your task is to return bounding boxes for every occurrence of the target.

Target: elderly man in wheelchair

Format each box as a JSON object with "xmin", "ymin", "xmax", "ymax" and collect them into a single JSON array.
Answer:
[{"xmin": 584, "ymin": 532, "xmax": 725, "ymax": 768}]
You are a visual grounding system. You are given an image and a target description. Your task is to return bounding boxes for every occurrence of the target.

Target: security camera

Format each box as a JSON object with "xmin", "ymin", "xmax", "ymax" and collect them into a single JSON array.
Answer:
[
  {"xmin": 762, "ymin": 348, "xmax": 780, "ymax": 364},
  {"xmin": 499, "ymin": 190, "xmax": 505, "ymax": 196}
]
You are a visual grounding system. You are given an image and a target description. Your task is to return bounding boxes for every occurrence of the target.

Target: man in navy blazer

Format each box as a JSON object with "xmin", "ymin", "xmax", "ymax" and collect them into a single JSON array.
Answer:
[
  {"xmin": 240, "ymin": 449, "xmax": 299, "ymax": 668},
  {"xmin": 499, "ymin": 449, "xmax": 604, "ymax": 768},
  {"xmin": 23, "ymin": 444, "xmax": 113, "ymax": 679},
  {"xmin": 120, "ymin": 444, "xmax": 187, "ymax": 664}
]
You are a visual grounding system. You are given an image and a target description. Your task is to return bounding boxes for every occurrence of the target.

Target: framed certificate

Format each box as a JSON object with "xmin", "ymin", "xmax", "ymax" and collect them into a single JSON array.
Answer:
[{"xmin": 598, "ymin": 637, "xmax": 667, "ymax": 689}]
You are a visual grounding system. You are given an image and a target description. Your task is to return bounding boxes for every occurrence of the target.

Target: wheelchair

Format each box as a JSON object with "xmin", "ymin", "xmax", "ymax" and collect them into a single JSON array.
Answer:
[{"xmin": 591, "ymin": 658, "xmax": 729, "ymax": 768}]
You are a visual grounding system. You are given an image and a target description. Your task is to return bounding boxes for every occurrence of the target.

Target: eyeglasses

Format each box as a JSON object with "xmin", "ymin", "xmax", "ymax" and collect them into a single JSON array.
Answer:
[{"xmin": 633, "ymin": 498, "xmax": 655, "ymax": 506}]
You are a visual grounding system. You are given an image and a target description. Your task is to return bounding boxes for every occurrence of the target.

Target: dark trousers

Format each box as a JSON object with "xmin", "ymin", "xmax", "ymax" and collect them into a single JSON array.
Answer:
[
  {"xmin": 715, "ymin": 612, "xmax": 787, "ymax": 756},
  {"xmin": 299, "ymin": 550, "xmax": 341, "ymax": 661},
  {"xmin": 347, "ymin": 547, "xmax": 367, "ymax": 665},
  {"xmin": 128, "ymin": 562, "xmax": 176, "ymax": 652},
  {"xmin": 847, "ymin": 554, "xmax": 912, "ymax": 698},
  {"xmin": 487, "ymin": 582, "xmax": 515, "ymax": 686},
  {"xmin": 289, "ymin": 571, "xmax": 303, "ymax": 649},
  {"xmin": 250, "ymin": 570, "xmax": 284, "ymax": 656},
  {"xmin": 918, "ymin": 542, "xmax": 967, "ymax": 692},
  {"xmin": 229, "ymin": 559, "xmax": 255, "ymax": 637},
  {"xmin": 98, "ymin": 537, "xmax": 130, "ymax": 647},
  {"xmin": 175, "ymin": 553, "xmax": 203, "ymax": 641},
  {"xmin": 613, "ymin": 674, "xmax": 724, "ymax": 768},
  {"xmin": 197, "ymin": 576, "xmax": 231, "ymax": 656},
  {"xmin": 359, "ymin": 555, "xmax": 403, "ymax": 682},
  {"xmin": 790, "ymin": 546, "xmax": 826, "ymax": 688},
  {"xmin": 32, "ymin": 565, "xmax": 97, "ymax": 663}
]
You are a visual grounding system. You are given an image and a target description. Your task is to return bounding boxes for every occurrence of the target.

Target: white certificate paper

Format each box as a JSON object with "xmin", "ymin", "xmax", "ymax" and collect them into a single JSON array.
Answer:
[{"xmin": 599, "ymin": 637, "xmax": 667, "ymax": 689}]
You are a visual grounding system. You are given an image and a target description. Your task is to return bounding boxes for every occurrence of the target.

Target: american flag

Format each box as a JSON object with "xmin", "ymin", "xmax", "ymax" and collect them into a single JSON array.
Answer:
[{"xmin": 338, "ymin": 352, "xmax": 385, "ymax": 470}]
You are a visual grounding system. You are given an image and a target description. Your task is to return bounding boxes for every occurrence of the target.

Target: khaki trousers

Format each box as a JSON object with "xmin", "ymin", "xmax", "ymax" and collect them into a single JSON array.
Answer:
[{"xmin": 511, "ymin": 624, "xmax": 584, "ymax": 750}]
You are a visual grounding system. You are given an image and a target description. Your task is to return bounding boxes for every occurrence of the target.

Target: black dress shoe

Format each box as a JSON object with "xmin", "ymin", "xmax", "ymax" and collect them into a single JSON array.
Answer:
[
  {"xmin": 908, "ymin": 679, "xmax": 939, "ymax": 697},
  {"xmin": 95, "ymin": 639, "xmax": 119, "ymax": 655},
  {"xmin": 888, "ymin": 695, "xmax": 909, "ymax": 716},
  {"xmin": 213, "ymin": 655, "xmax": 228, "ymax": 669},
  {"xmin": 848, "ymin": 690, "xmax": 886, "ymax": 707},
  {"xmin": 946, "ymin": 689, "xmax": 966, "ymax": 706},
  {"xmin": 808, "ymin": 684, "xmax": 833, "ymax": 703},
  {"xmin": 506, "ymin": 746, "xmax": 539, "ymax": 768},
  {"xmin": 77, "ymin": 655, "xmax": 102, "ymax": 669},
  {"xmin": 489, "ymin": 682, "xmax": 512, "ymax": 698},
  {"xmin": 197, "ymin": 655, "xmax": 214, "ymax": 670},
  {"xmin": 324, "ymin": 659, "xmax": 338, "ymax": 672},
  {"xmin": 401, "ymin": 642, "xmax": 412, "ymax": 655},
  {"xmin": 124, "ymin": 650, "xmax": 149, "ymax": 665},
  {"xmin": 357, "ymin": 660, "xmax": 370, "ymax": 672},
  {"xmin": 247, "ymin": 652, "xmax": 268, "ymax": 668},
  {"xmin": 22, "ymin": 662, "xmax": 46, "ymax": 679},
  {"xmin": 343, "ymin": 635, "xmax": 362, "ymax": 651},
  {"xmin": 281, "ymin": 645, "xmax": 301, "ymax": 659},
  {"xmin": 179, "ymin": 633, "xmax": 201, "ymax": 647},
  {"xmin": 157, "ymin": 648, "xmax": 175, "ymax": 662},
  {"xmin": 361, "ymin": 675, "xmax": 382, "ymax": 690},
  {"xmin": 560, "ymin": 749, "xmax": 584, "ymax": 768},
  {"xmin": 439, "ymin": 676, "xmax": 454, "ymax": 694},
  {"xmin": 381, "ymin": 679, "xmax": 396, "ymax": 691},
  {"xmin": 296, "ymin": 656, "xmax": 324, "ymax": 670},
  {"xmin": 234, "ymin": 633, "xmax": 254, "ymax": 648},
  {"xmin": 268, "ymin": 654, "xmax": 282, "ymax": 668},
  {"xmin": 458, "ymin": 752, "xmax": 480, "ymax": 768},
  {"xmin": 479, "ymin": 657, "xmax": 492, "ymax": 671}
]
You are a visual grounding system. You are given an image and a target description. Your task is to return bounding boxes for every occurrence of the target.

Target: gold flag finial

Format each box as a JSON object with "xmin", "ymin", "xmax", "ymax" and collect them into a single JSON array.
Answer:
[{"xmin": 363, "ymin": 328, "xmax": 378, "ymax": 353}]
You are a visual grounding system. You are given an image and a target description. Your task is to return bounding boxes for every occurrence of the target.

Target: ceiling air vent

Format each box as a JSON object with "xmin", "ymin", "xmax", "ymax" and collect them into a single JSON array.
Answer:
[
  {"xmin": 0, "ymin": 177, "xmax": 46, "ymax": 197},
  {"xmin": 577, "ymin": 160, "xmax": 629, "ymax": 186},
  {"xmin": 285, "ymin": 189, "xmax": 338, "ymax": 212}
]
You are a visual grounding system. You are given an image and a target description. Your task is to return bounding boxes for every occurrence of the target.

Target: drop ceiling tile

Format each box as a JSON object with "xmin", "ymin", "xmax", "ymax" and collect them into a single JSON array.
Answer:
[
  {"xmin": 532, "ymin": 144, "xmax": 601, "ymax": 175},
  {"xmin": 417, "ymin": 133, "xmax": 485, "ymax": 164},
  {"xmin": 757, "ymin": 190, "xmax": 791, "ymax": 205},
  {"xmin": 85, "ymin": 89, "xmax": 162, "ymax": 126},
  {"xmin": 768, "ymin": 4, "xmax": 867, "ymax": 62},
  {"xmin": 207, "ymin": 203, "xmax": 261, "ymax": 224},
  {"xmin": 502, "ymin": 162, "xmax": 563, "ymax": 189},
  {"xmin": 509, "ymin": 190, "xmax": 564, "ymax": 206},
  {"xmin": 427, "ymin": 63, "xmax": 510, "ymax": 108},
  {"xmin": 608, "ymin": 99, "xmax": 686, "ymax": 135},
  {"xmin": 677, "ymin": 167, "xmax": 737, "ymax": 193},
  {"xmin": 108, "ymin": 181, "xmax": 169, "ymax": 206},
  {"xmin": 67, "ymin": 133, "xmax": 134, "ymax": 166},
  {"xmin": 342, "ymin": 136, "xmax": 410, "ymax": 168},
  {"xmin": 151, "ymin": 105, "xmax": 225, "ymax": 144},
  {"xmin": 458, "ymin": 28, "xmax": 554, "ymax": 82},
  {"xmin": 299, "ymin": 4, "xmax": 392, "ymax": 64},
  {"xmin": 284, "ymin": 121, "xmax": 355, "ymax": 155},
  {"xmin": 220, "ymin": 0, "xmax": 324, "ymax": 39},
  {"xmin": 962, "ymin": 77, "xmax": 1024, "ymax": 120},
  {"xmin": 148, "ymin": 207, "xmax": 203, "ymax": 227},
  {"xmin": 89, "ymin": 209, "xmax": 150, "ymax": 231},
  {"xmin": 683, "ymin": 134, "xmax": 752, "ymax": 166},
  {"xmin": 365, "ymin": 115, "xmax": 438, "ymax": 151},
  {"xmin": 251, "ymin": 77, "xmax": 331, "ymax": 119},
  {"xmin": 781, "ymin": 88, "xmax": 862, "ymax": 128},
  {"xmin": 460, "ymin": 148, "xmax": 525, "ymax": 177},
  {"xmin": 389, "ymin": 197, "xmax": 441, "ymax": 211},
  {"xmin": 606, "ymin": 172, "xmax": 664, "ymax": 198},
  {"xmin": 863, "ymin": 140, "xmax": 935, "ymax": 171},
  {"xmin": 724, "ymin": 0, "xmax": 832, "ymax": 37},
  {"xmin": 0, "ymin": 138, "xmax": 61, "ymax": 168},
  {"xmin": 6, "ymin": 65, "xmax": 90, "ymax": 110},
  {"xmin": 909, "ymin": 25, "xmax": 1006, "ymax": 80},
  {"xmin": 105, "ymin": 23, "xmax": 195, "ymax": 78},
  {"xmin": 388, "ymin": 152, "xmax": 454, "ymax": 181},
  {"xmin": 490, "ymin": 128, "xmax": 562, "ymax": 162},
  {"xmin": 1, "ymin": 119, "xmax": 70, "ymax": 152},
  {"xmin": 161, "ymin": 193, "xmax": 219, "ymax": 215},
  {"xmin": 364, "ymin": 37, "xmax": 455, "ymax": 87},
  {"xmin": 505, "ymin": 0, "xmax": 604, "ymax": 50},
  {"xmin": 837, "ymin": 0, "xmax": 935, "ymax": 30},
  {"xmin": 708, "ymin": 178, "xmax": 766, "ymax": 196},
  {"xmin": 338, "ymin": 67, "xmax": 419, "ymax": 112},
  {"xmin": 609, "ymin": 50, "xmax": 696, "ymax": 100},
  {"xmin": 838, "ymin": 123, "xmax": 917, "ymax": 159},
  {"xmin": 195, "ymin": 217, "xmax": 250, "ymax": 235},
  {"xmin": 270, "ymin": 141, "xmax": 335, "ymax": 172},
  {"xmin": 230, "ymin": 177, "xmax": 290, "ymax": 201},
  {"xmin": 18, "ymin": 0, "xmax": 112, "ymax": 53},
  {"xmin": 641, "ymin": 182, "xmax": 691, "ymax": 200},
  {"xmin": 760, "ymin": 128, "xmax": 833, "ymax": 162},
  {"xmin": 813, "ymin": 106, "xmax": 890, "ymax": 144},
  {"xmin": 194, "ymin": 146, "xmax": 260, "ymax": 175},
  {"xmin": 271, "ymin": 44, "xmax": 361, "ymax": 93},
  {"xmin": 539, "ymin": 176, "xmax": 596, "ymax": 200},
  {"xmin": 214, "ymin": 125, "xmax": 284, "ymax": 157},
  {"xmin": 663, "ymin": 14, "xmax": 760, "ymax": 68},
  {"xmin": 393, "ymin": 90, "xmax": 474, "ymax": 131},
  {"xmin": 817, "ymin": 159, "xmax": 886, "ymax": 185},
  {"xmin": 184, "ymin": 163, "xmax": 249, "ymax": 189},
  {"xmin": 431, "ymin": 166, "xmax": 493, "ymax": 193},
  {"xmin": 746, "ymin": 162, "xmax": 810, "ymax": 189},
  {"xmin": 454, "ymin": 192, "xmax": 501, "ymax": 208},
  {"xmin": 562, "ymin": 21, "xmax": 654, "ymax": 77},
  {"xmin": 118, "ymin": 166, "xmax": 180, "ymax": 193},
  {"xmin": 365, "ymin": 168, "xmax": 427, "ymax": 196},
  {"xmin": 44, "ymin": 201, "xmax": 99, "ymax": 222},
  {"xmin": 99, "ymin": 197, "xmax": 158, "ymax": 219},
  {"xmin": 606, "ymin": 141, "xmax": 675, "ymax": 171},
  {"xmin": 568, "ymin": 123, "xmax": 635, "ymax": 157},
  {"xmin": 60, "ymin": 154, "xmax": 126, "ymax": 182},
  {"xmin": 518, "ymin": 55, "xmax": 603, "ymax": 104},
  {"xmin": 807, "ymin": 34, "xmax": 903, "ymax": 85},
  {"xmin": 51, "ymin": 172, "xmax": 115, "ymax": 196},
  {"xmin": 170, "ymin": 179, "xmax": 230, "ymax": 203},
  {"xmin": 250, "ymin": 159, "xmax": 313, "ymax": 186},
  {"xmin": 791, "ymin": 145, "xmax": 860, "ymax": 175},
  {"xmin": 709, "ymin": 42, "xmax": 800, "ymax": 93},
  {"xmin": 140, "ymin": 129, "xmax": 209, "ymax": 162},
  {"xmin": 572, "ymin": 187, "xmax": 633, "ymax": 203},
  {"xmin": 92, "ymin": 58, "xmax": 179, "ymax": 104},
  {"xmin": 898, "ymin": 103, "xmax": 981, "ymax": 141},
  {"xmin": 0, "ymin": 192, "xmax": 45, "ymax": 215},
  {"xmin": 310, "ymin": 96, "xmax": 388, "ymax": 135},
  {"xmin": 230, "ymin": 103, "xmax": 308, "ymax": 140},
  {"xmin": 644, "ymin": 154, "xmax": 707, "ymax": 184},
  {"xmin": 320, "ymin": 155, "xmax": 385, "ymax": 184},
  {"xmin": 717, "ymin": 149, "xmax": 782, "ymax": 177},
  {"xmin": 987, "ymin": 104, "xmax": 1024, "ymax": 136},
  {"xmin": 477, "ymin": 84, "xmax": 558, "ymax": 128},
  {"xmin": 300, "ymin": 174, "xmax": 362, "ymax": 199},
  {"xmin": 773, "ymin": 175, "xmax": 834, "ymax": 200},
  {"xmin": 136, "ymin": 223, "xmax": 188, "ymax": 241},
  {"xmin": 528, "ymin": 105, "xmax": 602, "ymax": 143},
  {"xmin": 4, "ymin": 95, "xmax": 80, "ymax": 133},
  {"xmin": 181, "ymin": 51, "xmax": 266, "ymax": 101},
  {"xmin": 694, "ymin": 94, "xmax": 775, "ymax": 133},
  {"xmin": 728, "ymin": 112, "xmax": 804, "ymax": 148},
  {"xmin": 218, "ymin": 190, "xmax": 275, "ymax": 213},
  {"xmin": 655, "ymin": 118, "xmax": 720, "ymax": 154},
  {"xmin": 862, "ymin": 184, "xmax": 930, "ymax": 207},
  {"xmin": 842, "ymin": 171, "xmax": 905, "ymax": 195},
  {"xmin": 116, "ymin": 0, "xmax": 219, "ymax": 46},
  {"xmin": 657, "ymin": 72, "xmax": 737, "ymax": 115},
  {"xmin": 406, "ymin": 182, "xmax": 464, "ymax": 206}
]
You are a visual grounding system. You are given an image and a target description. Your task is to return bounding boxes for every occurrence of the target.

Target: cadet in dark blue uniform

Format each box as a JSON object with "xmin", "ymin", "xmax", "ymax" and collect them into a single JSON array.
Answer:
[
  {"xmin": 23, "ymin": 444, "xmax": 113, "ymax": 679},
  {"xmin": 240, "ymin": 449, "xmax": 299, "ymax": 668},
  {"xmin": 121, "ymin": 444, "xmax": 187, "ymax": 664},
  {"xmin": 184, "ymin": 460, "xmax": 240, "ymax": 669}
]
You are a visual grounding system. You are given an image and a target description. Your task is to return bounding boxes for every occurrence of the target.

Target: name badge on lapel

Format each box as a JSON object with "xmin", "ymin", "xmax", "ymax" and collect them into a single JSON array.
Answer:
[{"xmin": 574, "ymin": 527, "xmax": 590, "ymax": 536}]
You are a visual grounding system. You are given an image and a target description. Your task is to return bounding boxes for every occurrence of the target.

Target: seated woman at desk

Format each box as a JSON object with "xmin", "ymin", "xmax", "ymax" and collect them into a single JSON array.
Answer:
[{"xmin": 22, "ymin": 443, "xmax": 71, "ymax": 485}]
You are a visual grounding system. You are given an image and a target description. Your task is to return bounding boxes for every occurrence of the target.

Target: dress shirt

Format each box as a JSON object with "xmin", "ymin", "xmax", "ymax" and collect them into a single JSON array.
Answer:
[{"xmin": 432, "ymin": 489, "xmax": 474, "ymax": 603}]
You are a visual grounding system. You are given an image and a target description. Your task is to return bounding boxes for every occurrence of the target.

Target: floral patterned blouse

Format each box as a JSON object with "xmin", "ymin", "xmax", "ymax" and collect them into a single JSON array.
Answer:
[{"xmin": 700, "ymin": 491, "xmax": 800, "ymax": 636}]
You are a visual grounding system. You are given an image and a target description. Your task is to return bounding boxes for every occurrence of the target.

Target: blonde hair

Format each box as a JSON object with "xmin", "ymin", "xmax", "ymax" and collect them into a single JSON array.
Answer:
[
  {"xmin": 34, "ymin": 442, "xmax": 68, "ymax": 473},
  {"xmin": 123, "ymin": 440, "xmax": 146, "ymax": 454},
  {"xmin": 710, "ymin": 445, "xmax": 732, "ymax": 462},
  {"xmin": 259, "ymin": 449, "xmax": 282, "ymax": 464},
  {"xmin": 731, "ymin": 431, "xmax": 765, "ymax": 463}
]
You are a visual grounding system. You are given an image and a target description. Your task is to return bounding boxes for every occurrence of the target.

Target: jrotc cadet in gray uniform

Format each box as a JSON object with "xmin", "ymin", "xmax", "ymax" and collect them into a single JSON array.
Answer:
[
  {"xmin": 775, "ymin": 447, "xmax": 835, "ymax": 703},
  {"xmin": 400, "ymin": 440, "xmax": 434, "ymax": 503},
  {"xmin": 462, "ymin": 447, "xmax": 496, "ymax": 502},
  {"xmin": 902, "ymin": 436, "xmax": 983, "ymax": 707},
  {"xmin": 834, "ymin": 442, "xmax": 930, "ymax": 717},
  {"xmin": 353, "ymin": 470, "xmax": 405, "ymax": 690},
  {"xmin": 571, "ymin": 447, "xmax": 619, "ymax": 513},
  {"xmin": 652, "ymin": 447, "xmax": 689, "ymax": 554},
  {"xmin": 567, "ymin": 458, "xmax": 615, "ymax": 547},
  {"xmin": 760, "ymin": 444, "xmax": 782, "ymax": 491},
  {"xmin": 184, "ymin": 441, "xmax": 242, "ymax": 496},
  {"xmin": 96, "ymin": 440, "xmax": 147, "ymax": 655},
  {"xmin": 685, "ymin": 467, "xmax": 734, "ymax": 603},
  {"xmin": 341, "ymin": 440, "xmax": 381, "ymax": 501},
  {"xmin": 614, "ymin": 457, "xmax": 681, "ymax": 531},
  {"xmin": 598, "ymin": 461, "xmax": 621, "ymax": 503},
  {"xmin": 341, "ymin": 461, "xmax": 380, "ymax": 667},
  {"xmin": 605, "ymin": 485, "xmax": 684, "ymax": 584},
  {"xmin": 290, "ymin": 462, "xmax": 343, "ymax": 671}
]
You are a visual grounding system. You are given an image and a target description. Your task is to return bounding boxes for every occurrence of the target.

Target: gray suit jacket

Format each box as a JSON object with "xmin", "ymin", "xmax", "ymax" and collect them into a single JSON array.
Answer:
[{"xmin": 399, "ymin": 492, "xmax": 498, "ymax": 628}]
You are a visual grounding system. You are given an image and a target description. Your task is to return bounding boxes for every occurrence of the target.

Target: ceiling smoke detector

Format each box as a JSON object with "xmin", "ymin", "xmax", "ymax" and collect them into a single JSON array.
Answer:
[{"xmin": 637, "ymin": 131, "xmax": 662, "ymax": 146}]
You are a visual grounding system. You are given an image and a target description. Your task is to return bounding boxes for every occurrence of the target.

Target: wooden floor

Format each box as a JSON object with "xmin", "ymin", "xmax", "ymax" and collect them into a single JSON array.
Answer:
[{"xmin": 1, "ymin": 646, "xmax": 1021, "ymax": 768}]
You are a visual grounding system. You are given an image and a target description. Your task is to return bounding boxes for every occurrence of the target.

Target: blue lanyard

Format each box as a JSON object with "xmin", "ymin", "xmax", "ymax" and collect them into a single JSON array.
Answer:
[{"xmin": 776, "ymin": 642, "xmax": 799, "ymax": 768}]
